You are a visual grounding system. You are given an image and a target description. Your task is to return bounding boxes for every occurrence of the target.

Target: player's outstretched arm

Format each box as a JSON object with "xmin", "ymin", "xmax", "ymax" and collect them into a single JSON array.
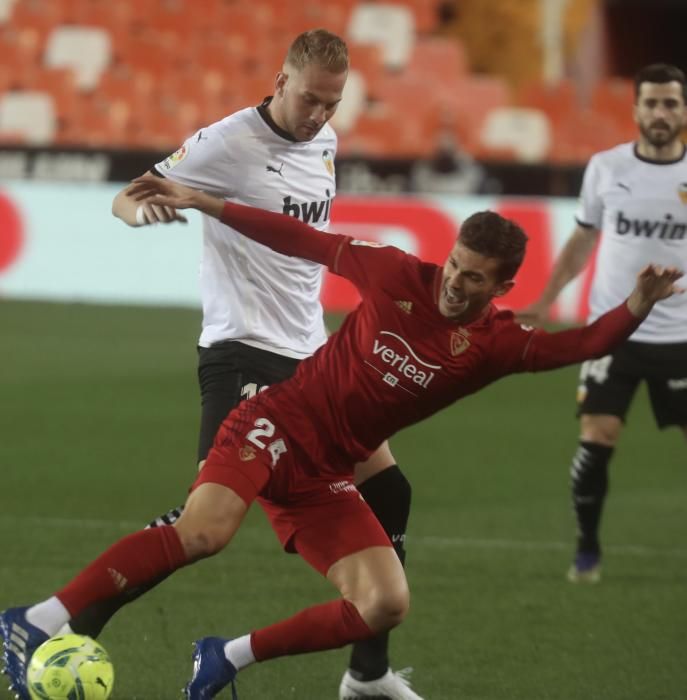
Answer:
[
  {"xmin": 516, "ymin": 223, "xmax": 599, "ymax": 326},
  {"xmin": 525, "ymin": 265, "xmax": 684, "ymax": 370},
  {"xmin": 129, "ymin": 175, "xmax": 338, "ymax": 264},
  {"xmin": 112, "ymin": 172, "xmax": 188, "ymax": 227}
]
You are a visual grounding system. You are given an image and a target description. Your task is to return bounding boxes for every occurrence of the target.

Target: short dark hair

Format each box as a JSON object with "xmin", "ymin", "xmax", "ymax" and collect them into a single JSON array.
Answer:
[
  {"xmin": 634, "ymin": 63, "xmax": 687, "ymax": 103},
  {"xmin": 285, "ymin": 29, "xmax": 349, "ymax": 73},
  {"xmin": 458, "ymin": 211, "xmax": 528, "ymax": 280}
]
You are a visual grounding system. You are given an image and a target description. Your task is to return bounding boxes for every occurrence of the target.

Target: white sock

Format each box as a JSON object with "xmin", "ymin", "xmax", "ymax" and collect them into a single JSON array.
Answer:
[
  {"xmin": 25, "ymin": 597, "xmax": 70, "ymax": 636},
  {"xmin": 223, "ymin": 635, "xmax": 255, "ymax": 671},
  {"xmin": 56, "ymin": 623, "xmax": 74, "ymax": 636}
]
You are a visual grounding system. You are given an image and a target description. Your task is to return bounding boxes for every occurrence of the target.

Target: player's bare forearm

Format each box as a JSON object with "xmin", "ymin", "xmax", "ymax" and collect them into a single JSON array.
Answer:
[
  {"xmin": 516, "ymin": 224, "xmax": 599, "ymax": 325},
  {"xmin": 112, "ymin": 187, "xmax": 142, "ymax": 226},
  {"xmin": 540, "ymin": 224, "xmax": 599, "ymax": 305}
]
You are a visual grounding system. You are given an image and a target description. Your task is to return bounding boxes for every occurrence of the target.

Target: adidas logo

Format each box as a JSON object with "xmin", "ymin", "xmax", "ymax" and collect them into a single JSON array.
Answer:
[
  {"xmin": 395, "ymin": 300, "xmax": 413, "ymax": 314},
  {"xmin": 108, "ymin": 568, "xmax": 128, "ymax": 591},
  {"xmin": 8, "ymin": 622, "xmax": 30, "ymax": 661}
]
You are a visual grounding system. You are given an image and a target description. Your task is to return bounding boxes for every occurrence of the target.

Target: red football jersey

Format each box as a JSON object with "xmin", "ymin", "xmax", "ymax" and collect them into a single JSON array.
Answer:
[{"xmin": 219, "ymin": 203, "xmax": 641, "ymax": 474}]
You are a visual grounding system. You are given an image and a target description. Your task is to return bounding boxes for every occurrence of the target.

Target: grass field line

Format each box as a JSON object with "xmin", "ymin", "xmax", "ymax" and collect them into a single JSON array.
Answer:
[{"xmin": 2, "ymin": 514, "xmax": 686, "ymax": 560}]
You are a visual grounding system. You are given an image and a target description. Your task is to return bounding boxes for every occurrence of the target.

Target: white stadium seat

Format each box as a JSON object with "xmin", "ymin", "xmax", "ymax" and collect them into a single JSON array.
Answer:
[
  {"xmin": 0, "ymin": 0, "xmax": 18, "ymax": 23},
  {"xmin": 44, "ymin": 26, "xmax": 112, "ymax": 90},
  {"xmin": 331, "ymin": 69, "xmax": 366, "ymax": 134},
  {"xmin": 480, "ymin": 107, "xmax": 552, "ymax": 162},
  {"xmin": 0, "ymin": 91, "xmax": 57, "ymax": 144},
  {"xmin": 347, "ymin": 2, "xmax": 415, "ymax": 70}
]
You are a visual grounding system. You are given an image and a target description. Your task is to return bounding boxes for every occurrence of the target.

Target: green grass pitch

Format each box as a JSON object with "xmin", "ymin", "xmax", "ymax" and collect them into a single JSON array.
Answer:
[{"xmin": 0, "ymin": 300, "xmax": 685, "ymax": 699}]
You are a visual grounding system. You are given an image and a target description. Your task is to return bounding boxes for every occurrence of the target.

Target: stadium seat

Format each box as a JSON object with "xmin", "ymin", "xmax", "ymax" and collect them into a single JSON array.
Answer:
[
  {"xmin": 44, "ymin": 26, "xmax": 112, "ymax": 90},
  {"xmin": 479, "ymin": 107, "xmax": 551, "ymax": 162},
  {"xmin": 409, "ymin": 36, "xmax": 468, "ymax": 81},
  {"xmin": 0, "ymin": 90, "xmax": 56, "ymax": 144},
  {"xmin": 402, "ymin": 0, "xmax": 439, "ymax": 34},
  {"xmin": 591, "ymin": 77, "xmax": 634, "ymax": 114},
  {"xmin": 7, "ymin": 0, "xmax": 61, "ymax": 34},
  {"xmin": 346, "ymin": 42, "xmax": 386, "ymax": 96},
  {"xmin": 331, "ymin": 69, "xmax": 366, "ymax": 135},
  {"xmin": 347, "ymin": 2, "xmax": 415, "ymax": 70},
  {"xmin": 0, "ymin": 23, "xmax": 49, "ymax": 67},
  {"xmin": 591, "ymin": 78, "xmax": 637, "ymax": 142},
  {"xmin": 549, "ymin": 108, "xmax": 620, "ymax": 163},
  {"xmin": 21, "ymin": 67, "xmax": 79, "ymax": 125},
  {"xmin": 517, "ymin": 78, "xmax": 577, "ymax": 128},
  {"xmin": 339, "ymin": 106, "xmax": 405, "ymax": 158},
  {"xmin": 0, "ymin": 0, "xmax": 18, "ymax": 23},
  {"xmin": 444, "ymin": 75, "xmax": 513, "ymax": 148}
]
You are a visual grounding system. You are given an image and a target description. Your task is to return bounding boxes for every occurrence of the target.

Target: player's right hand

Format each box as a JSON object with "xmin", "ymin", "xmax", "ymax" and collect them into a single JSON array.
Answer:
[{"xmin": 133, "ymin": 200, "xmax": 188, "ymax": 225}]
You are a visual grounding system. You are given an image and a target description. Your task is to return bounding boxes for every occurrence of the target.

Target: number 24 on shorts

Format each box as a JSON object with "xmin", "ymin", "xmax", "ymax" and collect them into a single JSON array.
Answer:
[{"xmin": 246, "ymin": 417, "xmax": 287, "ymax": 467}]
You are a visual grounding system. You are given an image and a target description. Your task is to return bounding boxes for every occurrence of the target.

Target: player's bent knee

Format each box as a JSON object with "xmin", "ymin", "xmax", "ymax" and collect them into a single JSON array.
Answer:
[
  {"xmin": 353, "ymin": 579, "xmax": 410, "ymax": 632},
  {"xmin": 580, "ymin": 414, "xmax": 622, "ymax": 446}
]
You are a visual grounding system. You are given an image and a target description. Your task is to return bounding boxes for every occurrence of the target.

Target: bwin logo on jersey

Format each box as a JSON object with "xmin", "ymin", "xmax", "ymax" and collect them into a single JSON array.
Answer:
[
  {"xmin": 282, "ymin": 189, "xmax": 333, "ymax": 224},
  {"xmin": 616, "ymin": 210, "xmax": 687, "ymax": 240}
]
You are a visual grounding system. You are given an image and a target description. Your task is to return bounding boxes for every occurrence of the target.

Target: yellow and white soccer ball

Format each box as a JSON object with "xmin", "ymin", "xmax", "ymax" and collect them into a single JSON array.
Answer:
[{"xmin": 27, "ymin": 634, "xmax": 114, "ymax": 700}]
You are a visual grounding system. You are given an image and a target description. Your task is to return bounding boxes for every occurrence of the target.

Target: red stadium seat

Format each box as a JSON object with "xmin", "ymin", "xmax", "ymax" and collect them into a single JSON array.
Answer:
[
  {"xmin": 517, "ymin": 78, "xmax": 578, "ymax": 128},
  {"xmin": 591, "ymin": 78, "xmax": 637, "ymax": 142},
  {"xmin": 402, "ymin": 0, "xmax": 440, "ymax": 34},
  {"xmin": 408, "ymin": 36, "xmax": 468, "ymax": 82},
  {"xmin": 549, "ymin": 108, "xmax": 621, "ymax": 164}
]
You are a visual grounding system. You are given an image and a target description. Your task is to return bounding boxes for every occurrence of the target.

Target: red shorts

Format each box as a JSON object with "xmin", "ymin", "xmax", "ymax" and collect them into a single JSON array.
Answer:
[{"xmin": 193, "ymin": 401, "xmax": 392, "ymax": 575}]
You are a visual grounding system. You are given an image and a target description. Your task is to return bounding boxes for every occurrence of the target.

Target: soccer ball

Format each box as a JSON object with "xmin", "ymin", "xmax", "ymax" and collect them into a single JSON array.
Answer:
[{"xmin": 26, "ymin": 634, "xmax": 114, "ymax": 700}]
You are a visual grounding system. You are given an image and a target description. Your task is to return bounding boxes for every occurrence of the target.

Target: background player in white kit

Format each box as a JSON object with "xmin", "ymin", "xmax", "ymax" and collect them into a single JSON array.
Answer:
[
  {"xmin": 96, "ymin": 29, "xmax": 419, "ymax": 699},
  {"xmin": 520, "ymin": 63, "xmax": 687, "ymax": 583}
]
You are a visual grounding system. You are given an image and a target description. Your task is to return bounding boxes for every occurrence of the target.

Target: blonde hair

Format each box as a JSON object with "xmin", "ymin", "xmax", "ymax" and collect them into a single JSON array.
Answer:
[{"xmin": 285, "ymin": 29, "xmax": 349, "ymax": 73}]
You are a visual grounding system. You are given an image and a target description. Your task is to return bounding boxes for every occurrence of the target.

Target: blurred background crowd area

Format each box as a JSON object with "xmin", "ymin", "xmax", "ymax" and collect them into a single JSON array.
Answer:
[{"xmin": 0, "ymin": 0, "xmax": 685, "ymax": 166}]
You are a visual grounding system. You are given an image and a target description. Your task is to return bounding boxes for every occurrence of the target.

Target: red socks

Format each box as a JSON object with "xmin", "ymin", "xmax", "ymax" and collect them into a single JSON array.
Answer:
[
  {"xmin": 251, "ymin": 599, "xmax": 373, "ymax": 661},
  {"xmin": 56, "ymin": 526, "xmax": 187, "ymax": 616}
]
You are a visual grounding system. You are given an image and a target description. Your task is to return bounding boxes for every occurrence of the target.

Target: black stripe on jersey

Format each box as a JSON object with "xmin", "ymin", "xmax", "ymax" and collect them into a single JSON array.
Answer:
[
  {"xmin": 633, "ymin": 142, "xmax": 687, "ymax": 165},
  {"xmin": 257, "ymin": 96, "xmax": 297, "ymax": 142}
]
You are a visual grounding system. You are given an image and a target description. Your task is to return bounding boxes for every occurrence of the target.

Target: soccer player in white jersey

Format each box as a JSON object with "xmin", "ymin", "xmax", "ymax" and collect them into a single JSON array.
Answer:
[
  {"xmin": 107, "ymin": 29, "xmax": 420, "ymax": 699},
  {"xmin": 520, "ymin": 63, "xmax": 687, "ymax": 583}
]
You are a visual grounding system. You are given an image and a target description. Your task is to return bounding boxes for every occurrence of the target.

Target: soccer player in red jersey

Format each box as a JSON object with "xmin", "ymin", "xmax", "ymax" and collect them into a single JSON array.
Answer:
[{"xmin": 1, "ymin": 176, "xmax": 682, "ymax": 700}]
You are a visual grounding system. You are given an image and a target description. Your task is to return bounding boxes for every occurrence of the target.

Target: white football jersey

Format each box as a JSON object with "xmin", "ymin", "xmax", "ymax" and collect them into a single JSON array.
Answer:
[
  {"xmin": 154, "ymin": 99, "xmax": 337, "ymax": 358},
  {"xmin": 576, "ymin": 142, "xmax": 687, "ymax": 342}
]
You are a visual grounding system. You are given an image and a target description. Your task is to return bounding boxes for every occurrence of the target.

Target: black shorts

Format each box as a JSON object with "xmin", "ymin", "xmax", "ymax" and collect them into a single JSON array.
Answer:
[
  {"xmin": 576, "ymin": 340, "xmax": 687, "ymax": 429},
  {"xmin": 196, "ymin": 341, "xmax": 301, "ymax": 462}
]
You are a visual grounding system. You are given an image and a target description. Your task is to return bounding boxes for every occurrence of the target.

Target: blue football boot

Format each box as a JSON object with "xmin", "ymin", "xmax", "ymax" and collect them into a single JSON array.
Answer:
[
  {"xmin": 184, "ymin": 637, "xmax": 238, "ymax": 699},
  {"xmin": 567, "ymin": 551, "xmax": 602, "ymax": 583},
  {"xmin": 0, "ymin": 606, "xmax": 49, "ymax": 700}
]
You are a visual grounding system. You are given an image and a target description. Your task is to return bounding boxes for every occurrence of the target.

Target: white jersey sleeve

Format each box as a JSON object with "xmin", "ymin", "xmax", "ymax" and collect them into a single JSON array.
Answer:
[
  {"xmin": 575, "ymin": 154, "xmax": 603, "ymax": 229},
  {"xmin": 154, "ymin": 128, "xmax": 238, "ymax": 197}
]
